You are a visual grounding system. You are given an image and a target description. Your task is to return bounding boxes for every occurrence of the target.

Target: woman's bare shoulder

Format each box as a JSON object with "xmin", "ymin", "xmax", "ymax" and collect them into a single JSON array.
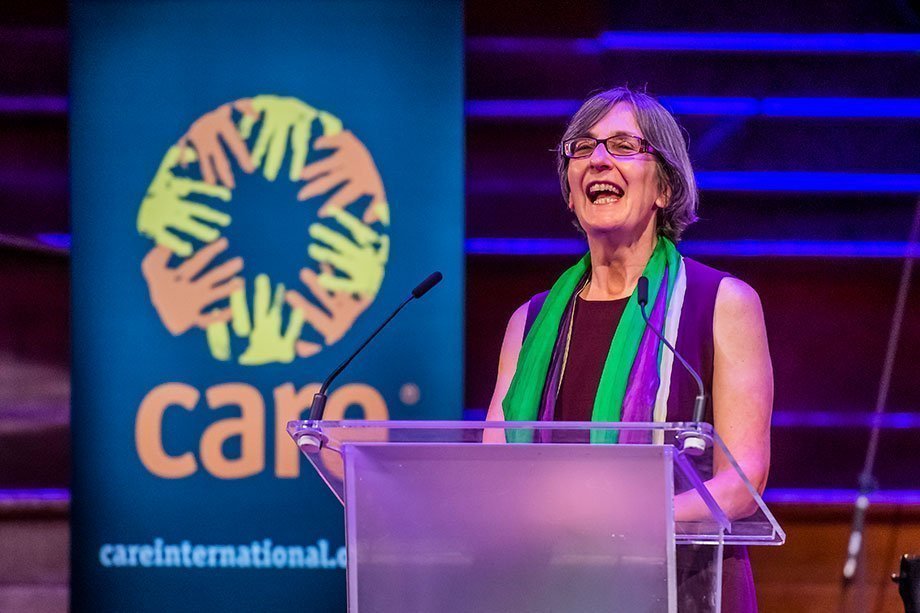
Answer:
[{"xmin": 714, "ymin": 277, "xmax": 765, "ymax": 329}]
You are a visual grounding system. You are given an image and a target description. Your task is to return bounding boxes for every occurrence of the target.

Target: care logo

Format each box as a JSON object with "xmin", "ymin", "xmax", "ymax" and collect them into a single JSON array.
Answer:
[{"xmin": 136, "ymin": 95, "xmax": 390, "ymax": 365}]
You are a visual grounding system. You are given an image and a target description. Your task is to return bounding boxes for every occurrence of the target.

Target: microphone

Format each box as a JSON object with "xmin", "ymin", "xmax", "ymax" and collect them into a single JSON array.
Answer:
[
  {"xmin": 637, "ymin": 276, "xmax": 708, "ymax": 455},
  {"xmin": 412, "ymin": 272, "xmax": 442, "ymax": 298},
  {"xmin": 307, "ymin": 271, "xmax": 443, "ymax": 424}
]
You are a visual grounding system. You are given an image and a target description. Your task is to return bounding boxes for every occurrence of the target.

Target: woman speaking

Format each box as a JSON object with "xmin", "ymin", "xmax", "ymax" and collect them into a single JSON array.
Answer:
[{"xmin": 486, "ymin": 87, "xmax": 773, "ymax": 611}]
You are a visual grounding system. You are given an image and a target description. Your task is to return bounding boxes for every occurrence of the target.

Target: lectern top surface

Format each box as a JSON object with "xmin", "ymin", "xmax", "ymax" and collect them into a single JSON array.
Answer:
[{"xmin": 287, "ymin": 419, "xmax": 784, "ymax": 546}]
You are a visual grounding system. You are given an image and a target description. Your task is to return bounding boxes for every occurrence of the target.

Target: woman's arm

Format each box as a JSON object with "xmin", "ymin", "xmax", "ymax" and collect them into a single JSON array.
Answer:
[
  {"xmin": 485, "ymin": 302, "xmax": 528, "ymax": 422},
  {"xmin": 675, "ymin": 277, "xmax": 774, "ymax": 521}
]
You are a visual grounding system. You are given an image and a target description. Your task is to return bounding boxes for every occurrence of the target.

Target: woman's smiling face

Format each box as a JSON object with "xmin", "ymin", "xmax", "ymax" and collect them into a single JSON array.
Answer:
[{"xmin": 566, "ymin": 103, "xmax": 667, "ymax": 241}]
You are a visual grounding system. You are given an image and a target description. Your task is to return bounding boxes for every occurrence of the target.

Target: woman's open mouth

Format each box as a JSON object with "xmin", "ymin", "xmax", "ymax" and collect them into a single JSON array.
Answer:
[{"xmin": 586, "ymin": 181, "xmax": 625, "ymax": 205}]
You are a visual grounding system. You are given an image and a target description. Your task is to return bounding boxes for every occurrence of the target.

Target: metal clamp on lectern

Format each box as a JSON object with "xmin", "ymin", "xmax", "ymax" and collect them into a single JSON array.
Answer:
[{"xmin": 295, "ymin": 421, "xmax": 327, "ymax": 454}]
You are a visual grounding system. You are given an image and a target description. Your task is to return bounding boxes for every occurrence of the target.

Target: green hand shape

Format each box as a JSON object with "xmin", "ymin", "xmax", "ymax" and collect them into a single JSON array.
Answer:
[
  {"xmin": 204, "ymin": 285, "xmax": 250, "ymax": 362},
  {"xmin": 235, "ymin": 274, "xmax": 304, "ymax": 365},
  {"xmin": 206, "ymin": 321, "xmax": 232, "ymax": 361},
  {"xmin": 230, "ymin": 286, "xmax": 251, "ymax": 337},
  {"xmin": 137, "ymin": 146, "xmax": 232, "ymax": 257},
  {"xmin": 307, "ymin": 208, "xmax": 389, "ymax": 297},
  {"xmin": 242, "ymin": 95, "xmax": 343, "ymax": 183}
]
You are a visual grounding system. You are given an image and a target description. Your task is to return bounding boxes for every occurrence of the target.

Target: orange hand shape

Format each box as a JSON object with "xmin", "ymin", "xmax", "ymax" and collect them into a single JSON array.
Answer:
[
  {"xmin": 141, "ymin": 238, "xmax": 244, "ymax": 336},
  {"xmin": 297, "ymin": 131, "xmax": 389, "ymax": 226},
  {"xmin": 285, "ymin": 263, "xmax": 372, "ymax": 358},
  {"xmin": 179, "ymin": 102, "xmax": 257, "ymax": 188}
]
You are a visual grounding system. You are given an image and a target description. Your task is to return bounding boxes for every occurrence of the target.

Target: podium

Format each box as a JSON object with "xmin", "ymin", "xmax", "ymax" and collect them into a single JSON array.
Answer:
[{"xmin": 288, "ymin": 420, "xmax": 784, "ymax": 612}]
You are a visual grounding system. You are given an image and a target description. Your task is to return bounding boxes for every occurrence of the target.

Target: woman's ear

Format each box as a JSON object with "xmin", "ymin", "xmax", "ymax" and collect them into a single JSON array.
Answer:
[{"xmin": 655, "ymin": 184, "xmax": 671, "ymax": 209}]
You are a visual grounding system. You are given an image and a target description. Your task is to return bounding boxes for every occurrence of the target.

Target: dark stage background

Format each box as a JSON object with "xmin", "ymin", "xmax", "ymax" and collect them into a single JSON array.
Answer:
[{"xmin": 1, "ymin": 0, "xmax": 919, "ymax": 611}]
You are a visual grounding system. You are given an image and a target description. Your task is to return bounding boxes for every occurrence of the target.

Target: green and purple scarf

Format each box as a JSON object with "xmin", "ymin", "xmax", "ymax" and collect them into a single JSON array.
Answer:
[{"xmin": 502, "ymin": 237, "xmax": 683, "ymax": 443}]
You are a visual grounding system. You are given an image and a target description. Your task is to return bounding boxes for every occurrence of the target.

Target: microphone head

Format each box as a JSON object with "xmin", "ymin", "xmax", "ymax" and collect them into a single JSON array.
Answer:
[
  {"xmin": 637, "ymin": 276, "xmax": 649, "ymax": 307},
  {"xmin": 412, "ymin": 271, "xmax": 443, "ymax": 299}
]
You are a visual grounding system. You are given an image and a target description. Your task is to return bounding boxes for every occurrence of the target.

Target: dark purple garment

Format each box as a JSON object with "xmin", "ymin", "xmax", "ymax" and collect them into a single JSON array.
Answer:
[
  {"xmin": 524, "ymin": 257, "xmax": 757, "ymax": 612},
  {"xmin": 555, "ymin": 296, "xmax": 628, "ymax": 422},
  {"xmin": 666, "ymin": 258, "xmax": 757, "ymax": 613}
]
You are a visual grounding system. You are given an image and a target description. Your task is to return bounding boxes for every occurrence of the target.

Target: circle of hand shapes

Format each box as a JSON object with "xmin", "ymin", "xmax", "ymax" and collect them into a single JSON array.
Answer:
[{"xmin": 137, "ymin": 95, "xmax": 391, "ymax": 365}]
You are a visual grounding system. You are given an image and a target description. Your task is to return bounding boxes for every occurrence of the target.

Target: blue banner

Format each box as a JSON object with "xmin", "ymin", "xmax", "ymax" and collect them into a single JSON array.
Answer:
[{"xmin": 70, "ymin": 1, "xmax": 463, "ymax": 609}]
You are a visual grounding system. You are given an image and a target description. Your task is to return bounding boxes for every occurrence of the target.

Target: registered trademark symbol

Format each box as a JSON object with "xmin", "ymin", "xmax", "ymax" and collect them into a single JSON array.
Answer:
[{"xmin": 399, "ymin": 383, "xmax": 420, "ymax": 406}]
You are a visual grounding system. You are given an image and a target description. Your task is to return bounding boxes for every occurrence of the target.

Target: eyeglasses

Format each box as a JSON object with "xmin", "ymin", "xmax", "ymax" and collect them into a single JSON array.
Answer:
[{"xmin": 561, "ymin": 134, "xmax": 657, "ymax": 159}]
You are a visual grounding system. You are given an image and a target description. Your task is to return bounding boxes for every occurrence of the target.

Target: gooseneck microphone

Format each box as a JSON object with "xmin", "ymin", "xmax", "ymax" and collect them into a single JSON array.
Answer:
[
  {"xmin": 307, "ymin": 271, "xmax": 443, "ymax": 422},
  {"xmin": 637, "ymin": 276, "xmax": 708, "ymax": 455}
]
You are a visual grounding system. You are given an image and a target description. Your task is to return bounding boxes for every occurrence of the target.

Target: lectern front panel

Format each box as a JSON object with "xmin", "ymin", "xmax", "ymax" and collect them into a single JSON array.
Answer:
[{"xmin": 343, "ymin": 442, "xmax": 676, "ymax": 612}]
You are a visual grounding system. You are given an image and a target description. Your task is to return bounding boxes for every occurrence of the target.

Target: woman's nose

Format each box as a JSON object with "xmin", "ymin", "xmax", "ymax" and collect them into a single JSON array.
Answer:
[{"xmin": 589, "ymin": 142, "xmax": 615, "ymax": 169}]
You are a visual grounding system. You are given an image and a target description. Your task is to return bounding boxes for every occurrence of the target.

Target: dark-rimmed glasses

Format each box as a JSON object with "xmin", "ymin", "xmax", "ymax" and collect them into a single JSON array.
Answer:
[{"xmin": 562, "ymin": 134, "xmax": 657, "ymax": 159}]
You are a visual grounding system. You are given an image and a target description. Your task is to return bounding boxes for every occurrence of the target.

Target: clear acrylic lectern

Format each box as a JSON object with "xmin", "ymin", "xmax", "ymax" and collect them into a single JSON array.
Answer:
[{"xmin": 288, "ymin": 420, "xmax": 784, "ymax": 613}]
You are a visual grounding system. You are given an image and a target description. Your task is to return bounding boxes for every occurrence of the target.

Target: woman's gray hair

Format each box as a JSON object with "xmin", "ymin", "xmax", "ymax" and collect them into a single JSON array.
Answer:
[{"xmin": 557, "ymin": 86, "xmax": 699, "ymax": 242}]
